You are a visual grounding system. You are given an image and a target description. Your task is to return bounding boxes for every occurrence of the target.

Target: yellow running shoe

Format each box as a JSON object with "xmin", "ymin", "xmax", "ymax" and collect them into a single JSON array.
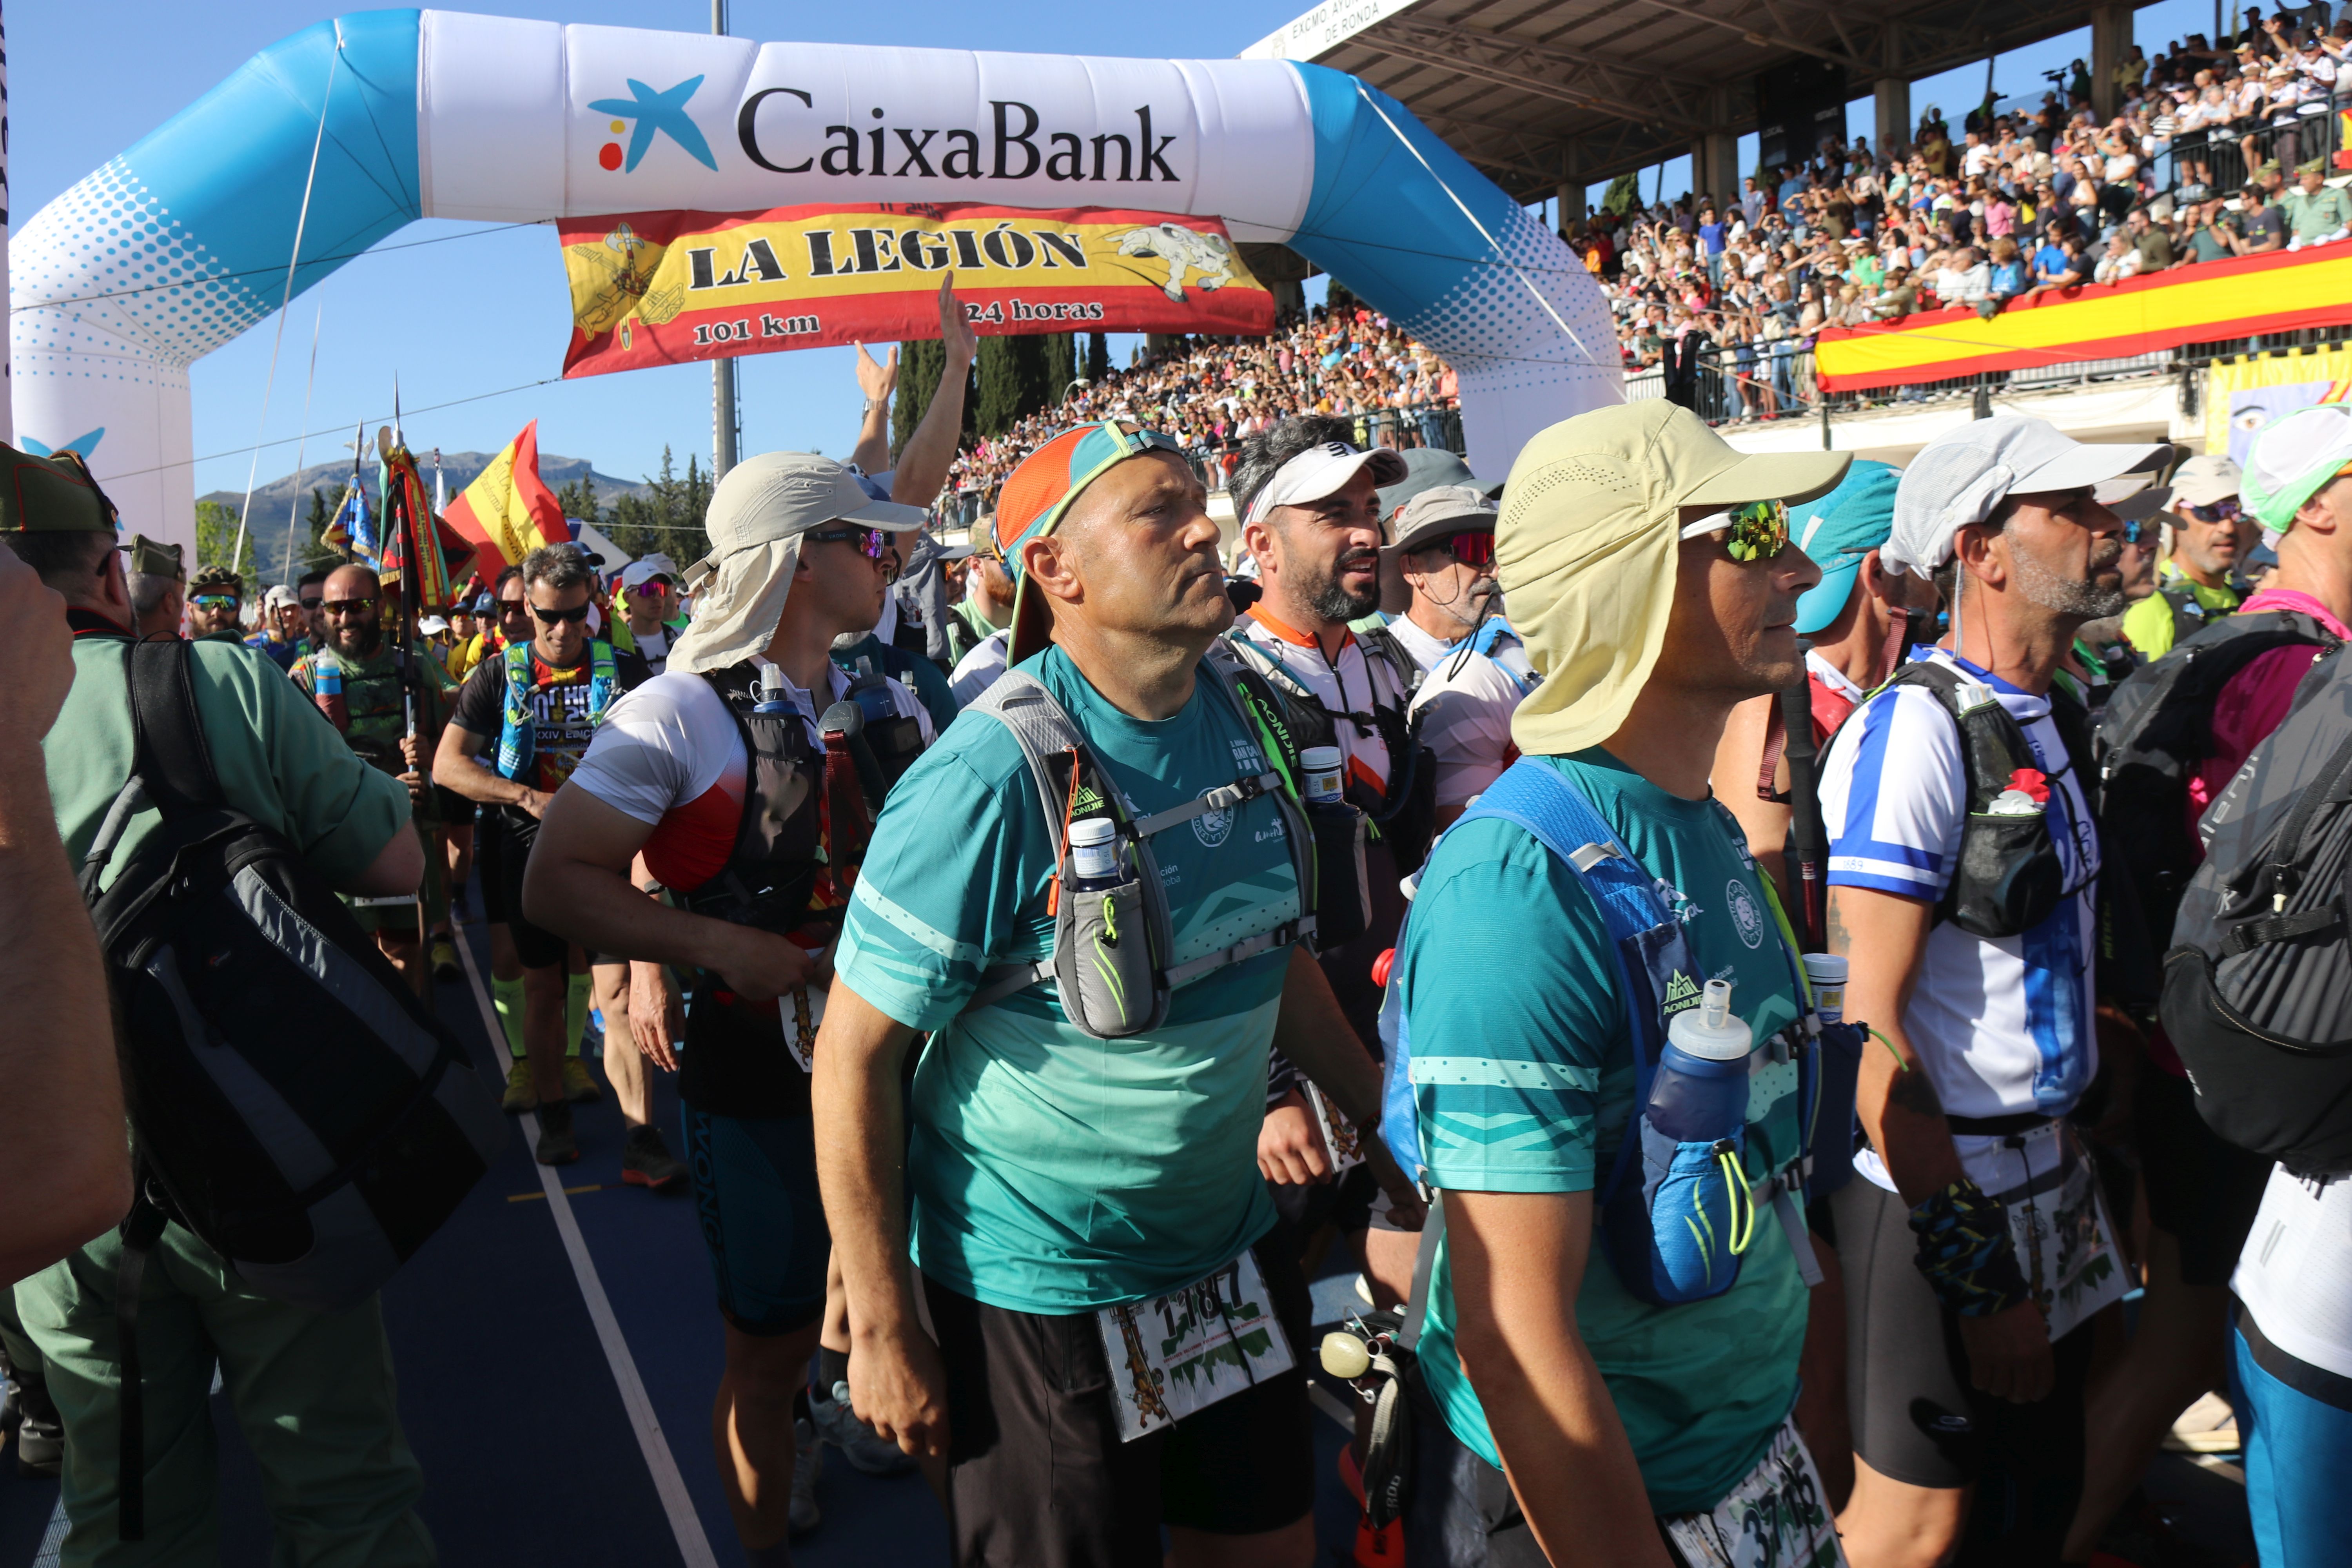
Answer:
[
  {"xmin": 501, "ymin": 1057, "xmax": 534, "ymax": 1115},
  {"xmin": 562, "ymin": 1057, "xmax": 603, "ymax": 1104}
]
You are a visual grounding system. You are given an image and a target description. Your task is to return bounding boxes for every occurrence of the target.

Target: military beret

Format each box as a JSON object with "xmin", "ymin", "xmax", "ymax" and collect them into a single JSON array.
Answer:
[
  {"xmin": 126, "ymin": 533, "xmax": 185, "ymax": 581},
  {"xmin": 0, "ymin": 443, "xmax": 116, "ymax": 535},
  {"xmin": 189, "ymin": 563, "xmax": 244, "ymax": 593}
]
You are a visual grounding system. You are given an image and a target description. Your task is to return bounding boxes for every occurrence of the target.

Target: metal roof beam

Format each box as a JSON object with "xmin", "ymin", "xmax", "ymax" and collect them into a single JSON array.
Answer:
[
  {"xmin": 1614, "ymin": 0, "xmax": 1874, "ymax": 74},
  {"xmin": 1357, "ymin": 34, "xmax": 1707, "ymax": 133},
  {"xmin": 1383, "ymin": 15, "xmax": 1693, "ymax": 109}
]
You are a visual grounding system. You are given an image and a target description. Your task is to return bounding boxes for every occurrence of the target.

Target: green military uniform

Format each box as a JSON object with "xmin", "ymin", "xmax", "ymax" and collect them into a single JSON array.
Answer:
[
  {"xmin": 291, "ymin": 639, "xmax": 458, "ymax": 933},
  {"xmin": 124, "ymin": 533, "xmax": 182, "ymax": 583},
  {"xmin": 0, "ymin": 440, "xmax": 433, "ymax": 1568}
]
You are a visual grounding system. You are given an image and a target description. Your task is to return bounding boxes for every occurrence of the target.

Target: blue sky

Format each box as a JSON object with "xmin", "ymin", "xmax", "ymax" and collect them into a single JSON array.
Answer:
[{"xmin": 16, "ymin": 1, "xmax": 2231, "ymax": 501}]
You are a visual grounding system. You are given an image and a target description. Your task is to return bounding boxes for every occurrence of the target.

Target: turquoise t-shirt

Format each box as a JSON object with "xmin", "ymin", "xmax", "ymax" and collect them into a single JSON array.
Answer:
[
  {"xmin": 835, "ymin": 646, "xmax": 1302, "ymax": 1313},
  {"xmin": 1400, "ymin": 750, "xmax": 1810, "ymax": 1515}
]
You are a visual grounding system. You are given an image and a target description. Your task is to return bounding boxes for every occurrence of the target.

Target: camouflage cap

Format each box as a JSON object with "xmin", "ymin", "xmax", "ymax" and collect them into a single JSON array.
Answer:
[
  {"xmin": 125, "ymin": 533, "xmax": 185, "ymax": 581},
  {"xmin": 0, "ymin": 443, "xmax": 116, "ymax": 534},
  {"xmin": 189, "ymin": 563, "xmax": 243, "ymax": 594}
]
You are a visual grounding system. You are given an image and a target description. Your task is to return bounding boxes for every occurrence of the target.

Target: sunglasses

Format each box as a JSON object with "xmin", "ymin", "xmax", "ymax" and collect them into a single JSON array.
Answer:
[
  {"xmin": 529, "ymin": 602, "xmax": 592, "ymax": 625},
  {"xmin": 807, "ymin": 525, "xmax": 891, "ymax": 560},
  {"xmin": 321, "ymin": 598, "xmax": 377, "ymax": 616},
  {"xmin": 1437, "ymin": 530, "xmax": 1497, "ymax": 568},
  {"xmin": 301, "ymin": 597, "xmax": 324, "ymax": 611},
  {"xmin": 2183, "ymin": 499, "xmax": 2241, "ymax": 523},
  {"xmin": 631, "ymin": 579, "xmax": 672, "ymax": 596},
  {"xmin": 2121, "ymin": 518, "xmax": 2154, "ymax": 546},
  {"xmin": 191, "ymin": 594, "xmax": 239, "ymax": 611},
  {"xmin": 496, "ymin": 598, "xmax": 530, "ymax": 616},
  {"xmin": 1683, "ymin": 498, "xmax": 1793, "ymax": 562}
]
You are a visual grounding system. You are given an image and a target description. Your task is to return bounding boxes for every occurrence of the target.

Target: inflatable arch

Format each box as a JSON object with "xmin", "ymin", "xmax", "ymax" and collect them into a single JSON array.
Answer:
[{"xmin": 14, "ymin": 8, "xmax": 1618, "ymax": 553}]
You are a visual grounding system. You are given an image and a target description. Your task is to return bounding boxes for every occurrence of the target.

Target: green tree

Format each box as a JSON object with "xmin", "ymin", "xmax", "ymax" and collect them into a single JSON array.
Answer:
[
  {"xmin": 605, "ymin": 446, "xmax": 712, "ymax": 561},
  {"xmin": 1085, "ymin": 330, "xmax": 1111, "ymax": 383},
  {"xmin": 1041, "ymin": 333, "xmax": 1076, "ymax": 411},
  {"xmin": 1601, "ymin": 172, "xmax": 1642, "ymax": 218},
  {"xmin": 894, "ymin": 338, "xmax": 944, "ymax": 454},
  {"xmin": 556, "ymin": 474, "xmax": 601, "ymax": 525},
  {"xmin": 194, "ymin": 499, "xmax": 258, "ymax": 595}
]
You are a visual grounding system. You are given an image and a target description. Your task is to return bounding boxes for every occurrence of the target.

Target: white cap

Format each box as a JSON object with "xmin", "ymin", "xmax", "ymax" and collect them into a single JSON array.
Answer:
[
  {"xmin": 1241, "ymin": 441, "xmax": 1410, "ymax": 528},
  {"xmin": 1884, "ymin": 415, "xmax": 2167, "ymax": 577},
  {"xmin": 2170, "ymin": 453, "xmax": 2243, "ymax": 508},
  {"xmin": 417, "ymin": 615, "xmax": 450, "ymax": 635},
  {"xmin": 688, "ymin": 451, "xmax": 927, "ymax": 587},
  {"xmin": 621, "ymin": 552, "xmax": 681, "ymax": 591},
  {"xmin": 2245, "ymin": 404, "xmax": 2352, "ymax": 531},
  {"xmin": 263, "ymin": 584, "xmax": 298, "ymax": 610}
]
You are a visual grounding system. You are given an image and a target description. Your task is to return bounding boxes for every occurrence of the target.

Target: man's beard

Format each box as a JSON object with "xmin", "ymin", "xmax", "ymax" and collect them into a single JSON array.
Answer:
[
  {"xmin": 2010, "ymin": 532, "xmax": 2126, "ymax": 620},
  {"xmin": 1302, "ymin": 549, "xmax": 1380, "ymax": 623},
  {"xmin": 333, "ymin": 623, "xmax": 383, "ymax": 658}
]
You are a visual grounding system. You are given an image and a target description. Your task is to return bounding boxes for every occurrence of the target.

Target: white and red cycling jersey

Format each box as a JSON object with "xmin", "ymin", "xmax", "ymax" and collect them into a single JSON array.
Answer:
[{"xmin": 567, "ymin": 659, "xmax": 932, "ymax": 896}]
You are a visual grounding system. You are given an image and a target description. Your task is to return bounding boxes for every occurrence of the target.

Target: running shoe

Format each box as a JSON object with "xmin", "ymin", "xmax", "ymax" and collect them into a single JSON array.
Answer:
[
  {"xmin": 562, "ymin": 1057, "xmax": 603, "ymax": 1104},
  {"xmin": 811, "ymin": 1379, "xmax": 916, "ymax": 1476},
  {"xmin": 2, "ymin": 1365, "xmax": 61, "ymax": 1480},
  {"xmin": 535, "ymin": 1100, "xmax": 580, "ymax": 1166},
  {"xmin": 621, "ymin": 1124, "xmax": 687, "ymax": 1190},
  {"xmin": 430, "ymin": 937, "xmax": 460, "ymax": 984},
  {"xmin": 501, "ymin": 1057, "xmax": 534, "ymax": 1115},
  {"xmin": 790, "ymin": 1417, "xmax": 822, "ymax": 1534}
]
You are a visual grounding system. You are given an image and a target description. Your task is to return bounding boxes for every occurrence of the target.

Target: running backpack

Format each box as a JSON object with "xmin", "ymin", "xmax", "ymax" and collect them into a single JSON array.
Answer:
[
  {"xmin": 2162, "ymin": 652, "xmax": 2352, "ymax": 1177},
  {"xmin": 1378, "ymin": 760, "xmax": 1848, "ymax": 1307},
  {"xmin": 80, "ymin": 640, "xmax": 506, "ymax": 1310},
  {"xmin": 2096, "ymin": 609, "xmax": 2342, "ymax": 947},
  {"xmin": 958, "ymin": 660, "xmax": 1319, "ymax": 1039}
]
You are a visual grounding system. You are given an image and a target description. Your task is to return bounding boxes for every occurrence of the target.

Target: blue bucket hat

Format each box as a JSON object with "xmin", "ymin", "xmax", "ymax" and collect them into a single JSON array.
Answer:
[{"xmin": 1793, "ymin": 460, "xmax": 1902, "ymax": 635}]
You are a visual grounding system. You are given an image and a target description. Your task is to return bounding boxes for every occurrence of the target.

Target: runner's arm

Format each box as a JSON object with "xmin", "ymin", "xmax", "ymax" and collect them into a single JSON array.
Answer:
[
  {"xmin": 1446, "ymin": 1189, "xmax": 1673, "ymax": 1568},
  {"xmin": 521, "ymin": 784, "xmax": 816, "ymax": 1002},
  {"xmin": 1832, "ymin": 884, "xmax": 2053, "ymax": 1402},
  {"xmin": 432, "ymin": 719, "xmax": 548, "ymax": 816},
  {"xmin": 884, "ymin": 276, "xmax": 980, "ymax": 512},
  {"xmin": 1269, "ymin": 943, "xmax": 1383, "ymax": 1124},
  {"xmin": 0, "ymin": 554, "xmax": 131, "ymax": 1281},
  {"xmin": 809, "ymin": 979, "xmax": 950, "ymax": 1458}
]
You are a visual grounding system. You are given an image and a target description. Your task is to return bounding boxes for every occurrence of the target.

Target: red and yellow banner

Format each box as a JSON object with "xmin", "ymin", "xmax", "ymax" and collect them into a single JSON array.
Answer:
[
  {"xmin": 559, "ymin": 203, "xmax": 1273, "ymax": 378},
  {"xmin": 1814, "ymin": 245, "xmax": 2352, "ymax": 392},
  {"xmin": 442, "ymin": 420, "xmax": 566, "ymax": 576}
]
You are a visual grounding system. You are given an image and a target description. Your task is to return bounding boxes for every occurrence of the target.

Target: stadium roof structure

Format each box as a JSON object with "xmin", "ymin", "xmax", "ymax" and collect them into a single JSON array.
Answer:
[{"xmin": 1239, "ymin": 0, "xmax": 2135, "ymax": 202}]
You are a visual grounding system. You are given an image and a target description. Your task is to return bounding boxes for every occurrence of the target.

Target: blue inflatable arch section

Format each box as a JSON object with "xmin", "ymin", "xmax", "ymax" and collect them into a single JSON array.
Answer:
[{"xmin": 13, "ymin": 9, "xmax": 1618, "ymax": 548}]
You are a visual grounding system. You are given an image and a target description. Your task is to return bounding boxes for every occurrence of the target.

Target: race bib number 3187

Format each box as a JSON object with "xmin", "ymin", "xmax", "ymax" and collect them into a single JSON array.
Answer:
[{"xmin": 1096, "ymin": 1251, "xmax": 1296, "ymax": 1443}]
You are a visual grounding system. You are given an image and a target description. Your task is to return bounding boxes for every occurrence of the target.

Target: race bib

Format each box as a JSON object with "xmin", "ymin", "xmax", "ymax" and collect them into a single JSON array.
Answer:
[
  {"xmin": 1306, "ymin": 1082, "xmax": 1366, "ymax": 1177},
  {"xmin": 1096, "ymin": 1250, "xmax": 1296, "ymax": 1443},
  {"xmin": 1661, "ymin": 1417, "xmax": 1846, "ymax": 1568},
  {"xmin": 777, "ymin": 985, "xmax": 824, "ymax": 1073},
  {"xmin": 1994, "ymin": 1122, "xmax": 2126, "ymax": 1342}
]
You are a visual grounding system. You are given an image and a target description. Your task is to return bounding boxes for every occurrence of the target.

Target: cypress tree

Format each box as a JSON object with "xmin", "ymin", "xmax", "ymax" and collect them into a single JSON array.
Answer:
[
  {"xmin": 894, "ymin": 338, "xmax": 945, "ymax": 455},
  {"xmin": 1085, "ymin": 330, "xmax": 1111, "ymax": 383}
]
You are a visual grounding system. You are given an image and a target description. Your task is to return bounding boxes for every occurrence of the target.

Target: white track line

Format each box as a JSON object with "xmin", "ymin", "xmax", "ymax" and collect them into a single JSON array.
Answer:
[{"xmin": 452, "ymin": 933, "xmax": 719, "ymax": 1568}]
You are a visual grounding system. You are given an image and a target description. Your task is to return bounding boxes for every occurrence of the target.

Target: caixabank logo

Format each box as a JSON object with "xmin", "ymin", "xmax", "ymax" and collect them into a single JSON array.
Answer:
[{"xmin": 584, "ymin": 74, "xmax": 1187, "ymax": 187}]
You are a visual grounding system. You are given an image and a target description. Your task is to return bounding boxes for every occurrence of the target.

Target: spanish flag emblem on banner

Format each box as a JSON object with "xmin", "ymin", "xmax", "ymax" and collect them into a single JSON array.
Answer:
[
  {"xmin": 442, "ymin": 420, "xmax": 567, "ymax": 575},
  {"xmin": 1815, "ymin": 245, "xmax": 2352, "ymax": 392},
  {"xmin": 558, "ymin": 203, "xmax": 1273, "ymax": 378}
]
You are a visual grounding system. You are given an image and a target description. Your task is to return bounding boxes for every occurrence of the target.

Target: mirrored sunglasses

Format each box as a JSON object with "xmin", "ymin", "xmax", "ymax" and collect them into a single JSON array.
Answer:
[
  {"xmin": 1441, "ymin": 530, "xmax": 1497, "ymax": 568},
  {"xmin": 1681, "ymin": 498, "xmax": 1792, "ymax": 562},
  {"xmin": 191, "ymin": 594, "xmax": 239, "ymax": 611}
]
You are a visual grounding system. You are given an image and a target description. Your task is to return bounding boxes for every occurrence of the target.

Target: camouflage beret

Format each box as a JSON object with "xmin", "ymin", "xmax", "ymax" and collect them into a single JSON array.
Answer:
[
  {"xmin": 0, "ymin": 443, "xmax": 115, "ymax": 534},
  {"xmin": 189, "ymin": 563, "xmax": 244, "ymax": 593}
]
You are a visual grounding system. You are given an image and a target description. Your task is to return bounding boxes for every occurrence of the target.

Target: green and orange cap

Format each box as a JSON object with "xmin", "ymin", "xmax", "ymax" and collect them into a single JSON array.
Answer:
[{"xmin": 993, "ymin": 420, "xmax": 1190, "ymax": 664}]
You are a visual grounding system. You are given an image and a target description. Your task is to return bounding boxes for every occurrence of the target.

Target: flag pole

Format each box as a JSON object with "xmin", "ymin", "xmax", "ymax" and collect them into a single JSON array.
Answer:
[{"xmin": 385, "ymin": 419, "xmax": 432, "ymax": 1006}]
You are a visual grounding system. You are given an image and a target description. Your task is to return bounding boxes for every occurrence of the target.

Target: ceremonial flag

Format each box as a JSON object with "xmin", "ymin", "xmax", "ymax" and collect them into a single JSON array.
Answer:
[
  {"xmin": 442, "ymin": 419, "xmax": 567, "ymax": 573},
  {"xmin": 379, "ymin": 439, "xmax": 477, "ymax": 611},
  {"xmin": 559, "ymin": 203, "xmax": 1273, "ymax": 378}
]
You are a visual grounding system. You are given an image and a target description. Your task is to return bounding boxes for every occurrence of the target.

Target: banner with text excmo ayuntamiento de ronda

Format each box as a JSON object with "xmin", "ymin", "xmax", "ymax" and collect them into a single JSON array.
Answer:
[{"xmin": 560, "ymin": 203, "xmax": 1274, "ymax": 376}]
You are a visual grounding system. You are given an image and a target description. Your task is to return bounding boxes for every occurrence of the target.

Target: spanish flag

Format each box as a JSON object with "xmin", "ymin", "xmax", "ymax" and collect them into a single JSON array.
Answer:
[{"xmin": 443, "ymin": 420, "xmax": 566, "ymax": 574}]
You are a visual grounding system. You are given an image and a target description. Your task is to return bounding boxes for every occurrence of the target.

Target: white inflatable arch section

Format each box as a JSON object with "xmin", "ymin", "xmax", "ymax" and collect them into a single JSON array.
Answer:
[{"xmin": 13, "ymin": 9, "xmax": 1618, "ymax": 549}]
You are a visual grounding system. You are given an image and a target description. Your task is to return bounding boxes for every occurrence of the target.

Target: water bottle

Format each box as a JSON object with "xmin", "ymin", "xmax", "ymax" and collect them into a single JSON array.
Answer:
[
  {"xmin": 1802, "ymin": 953, "xmax": 1847, "ymax": 1025},
  {"xmin": 849, "ymin": 655, "xmax": 895, "ymax": 728},
  {"xmin": 752, "ymin": 662, "xmax": 793, "ymax": 717},
  {"xmin": 1299, "ymin": 745, "xmax": 1371, "ymax": 947},
  {"xmin": 1066, "ymin": 817, "xmax": 1123, "ymax": 891},
  {"xmin": 1645, "ymin": 979, "xmax": 1755, "ymax": 1143},
  {"xmin": 313, "ymin": 655, "xmax": 348, "ymax": 731}
]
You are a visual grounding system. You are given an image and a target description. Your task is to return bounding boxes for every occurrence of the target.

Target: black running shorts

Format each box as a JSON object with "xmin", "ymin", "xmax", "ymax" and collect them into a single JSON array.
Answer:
[
  {"xmin": 922, "ymin": 1233, "xmax": 1315, "ymax": 1562},
  {"xmin": 478, "ymin": 811, "xmax": 567, "ymax": 971},
  {"xmin": 2138, "ymin": 1065, "xmax": 2273, "ymax": 1287},
  {"xmin": 1830, "ymin": 1176, "xmax": 2095, "ymax": 1553}
]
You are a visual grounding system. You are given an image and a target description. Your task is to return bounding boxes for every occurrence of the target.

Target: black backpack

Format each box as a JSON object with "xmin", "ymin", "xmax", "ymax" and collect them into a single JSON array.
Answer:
[
  {"xmin": 2162, "ymin": 650, "xmax": 2352, "ymax": 1177},
  {"xmin": 2095, "ymin": 610, "xmax": 2342, "ymax": 948},
  {"xmin": 80, "ymin": 640, "xmax": 505, "ymax": 1307}
]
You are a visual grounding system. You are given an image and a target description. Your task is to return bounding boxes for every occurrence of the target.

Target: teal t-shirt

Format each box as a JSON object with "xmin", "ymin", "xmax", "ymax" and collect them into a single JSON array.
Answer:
[
  {"xmin": 1400, "ymin": 750, "xmax": 1810, "ymax": 1515},
  {"xmin": 835, "ymin": 646, "xmax": 1302, "ymax": 1313}
]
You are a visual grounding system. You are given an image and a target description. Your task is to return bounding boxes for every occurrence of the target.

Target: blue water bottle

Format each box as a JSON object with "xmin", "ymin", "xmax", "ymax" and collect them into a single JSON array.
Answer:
[
  {"xmin": 752, "ymin": 662, "xmax": 793, "ymax": 717},
  {"xmin": 1646, "ymin": 978, "xmax": 1755, "ymax": 1141}
]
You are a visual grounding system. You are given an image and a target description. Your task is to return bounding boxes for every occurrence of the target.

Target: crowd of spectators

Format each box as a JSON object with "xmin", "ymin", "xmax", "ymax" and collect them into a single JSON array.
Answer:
[
  {"xmin": 943, "ymin": 307, "xmax": 1461, "ymax": 519},
  {"xmin": 1580, "ymin": 3, "xmax": 2352, "ymax": 420}
]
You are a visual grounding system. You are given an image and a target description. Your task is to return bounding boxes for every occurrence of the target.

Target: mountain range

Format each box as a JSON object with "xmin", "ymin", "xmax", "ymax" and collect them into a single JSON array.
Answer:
[{"xmin": 198, "ymin": 450, "xmax": 654, "ymax": 577}]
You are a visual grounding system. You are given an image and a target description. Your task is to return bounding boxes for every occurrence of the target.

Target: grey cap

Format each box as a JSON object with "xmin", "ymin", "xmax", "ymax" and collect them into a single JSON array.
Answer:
[
  {"xmin": 1390, "ymin": 484, "xmax": 1499, "ymax": 557},
  {"xmin": 1376, "ymin": 446, "xmax": 1495, "ymax": 519},
  {"xmin": 691, "ymin": 451, "xmax": 928, "ymax": 583}
]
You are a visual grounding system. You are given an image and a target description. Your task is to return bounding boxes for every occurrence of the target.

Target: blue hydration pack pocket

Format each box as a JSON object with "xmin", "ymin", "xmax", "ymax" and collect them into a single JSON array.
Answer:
[{"xmin": 1602, "ymin": 1124, "xmax": 1757, "ymax": 1303}]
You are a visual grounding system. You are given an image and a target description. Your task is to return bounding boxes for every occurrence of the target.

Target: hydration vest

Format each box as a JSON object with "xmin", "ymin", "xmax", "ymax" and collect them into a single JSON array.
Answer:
[
  {"xmin": 677, "ymin": 662, "xmax": 828, "ymax": 935},
  {"xmin": 1378, "ymin": 759, "xmax": 1854, "ymax": 1307},
  {"xmin": 495, "ymin": 640, "xmax": 619, "ymax": 783}
]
